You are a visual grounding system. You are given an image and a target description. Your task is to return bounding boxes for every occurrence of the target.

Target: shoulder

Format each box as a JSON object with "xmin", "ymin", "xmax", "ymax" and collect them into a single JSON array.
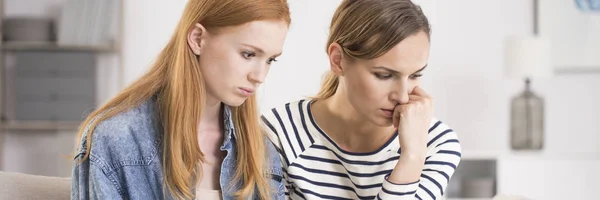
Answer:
[
  {"xmin": 80, "ymin": 98, "xmax": 162, "ymax": 168},
  {"xmin": 427, "ymin": 118, "xmax": 458, "ymax": 141},
  {"xmin": 261, "ymin": 99, "xmax": 312, "ymax": 133},
  {"xmin": 261, "ymin": 99, "xmax": 317, "ymax": 164},
  {"xmin": 427, "ymin": 118, "xmax": 461, "ymax": 152}
]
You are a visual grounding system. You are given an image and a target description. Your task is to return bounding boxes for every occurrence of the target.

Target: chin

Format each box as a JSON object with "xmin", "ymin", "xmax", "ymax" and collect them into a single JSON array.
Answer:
[
  {"xmin": 371, "ymin": 115, "xmax": 394, "ymax": 127},
  {"xmin": 221, "ymin": 96, "xmax": 247, "ymax": 107}
]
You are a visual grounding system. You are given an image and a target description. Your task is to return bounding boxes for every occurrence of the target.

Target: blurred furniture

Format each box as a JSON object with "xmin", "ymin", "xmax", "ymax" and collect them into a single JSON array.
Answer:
[
  {"xmin": 2, "ymin": 17, "xmax": 54, "ymax": 42},
  {"xmin": 0, "ymin": 0, "xmax": 123, "ymax": 174},
  {"xmin": 445, "ymin": 159, "xmax": 497, "ymax": 199},
  {"xmin": 1, "ymin": 52, "xmax": 97, "ymax": 121},
  {"xmin": 0, "ymin": 171, "xmax": 70, "ymax": 200}
]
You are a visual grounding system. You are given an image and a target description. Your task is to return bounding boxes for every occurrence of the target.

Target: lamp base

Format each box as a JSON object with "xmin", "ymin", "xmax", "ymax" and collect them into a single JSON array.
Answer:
[{"xmin": 510, "ymin": 78, "xmax": 545, "ymax": 150}]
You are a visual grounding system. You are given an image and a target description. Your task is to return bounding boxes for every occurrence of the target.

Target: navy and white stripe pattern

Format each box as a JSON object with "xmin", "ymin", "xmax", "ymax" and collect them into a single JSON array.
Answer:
[{"xmin": 261, "ymin": 100, "xmax": 462, "ymax": 200}]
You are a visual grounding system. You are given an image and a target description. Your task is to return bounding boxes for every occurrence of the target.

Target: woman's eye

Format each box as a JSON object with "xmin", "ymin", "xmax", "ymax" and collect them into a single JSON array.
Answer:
[
  {"xmin": 374, "ymin": 73, "xmax": 393, "ymax": 80},
  {"xmin": 410, "ymin": 74, "xmax": 423, "ymax": 80},
  {"xmin": 267, "ymin": 58, "xmax": 278, "ymax": 64},
  {"xmin": 241, "ymin": 52, "xmax": 256, "ymax": 59}
]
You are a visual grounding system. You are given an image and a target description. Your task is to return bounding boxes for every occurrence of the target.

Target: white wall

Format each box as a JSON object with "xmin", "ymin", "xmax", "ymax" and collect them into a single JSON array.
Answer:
[
  {"xmin": 121, "ymin": 0, "xmax": 188, "ymax": 85},
  {"xmin": 256, "ymin": 0, "xmax": 340, "ymax": 111}
]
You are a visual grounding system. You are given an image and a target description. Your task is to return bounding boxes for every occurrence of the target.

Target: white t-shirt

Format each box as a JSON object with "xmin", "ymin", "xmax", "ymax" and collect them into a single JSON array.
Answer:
[{"xmin": 195, "ymin": 188, "xmax": 222, "ymax": 200}]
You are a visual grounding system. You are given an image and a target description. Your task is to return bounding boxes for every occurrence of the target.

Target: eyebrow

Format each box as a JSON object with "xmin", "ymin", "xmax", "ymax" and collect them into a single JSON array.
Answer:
[
  {"xmin": 242, "ymin": 43, "xmax": 282, "ymax": 57},
  {"xmin": 374, "ymin": 64, "xmax": 428, "ymax": 74}
]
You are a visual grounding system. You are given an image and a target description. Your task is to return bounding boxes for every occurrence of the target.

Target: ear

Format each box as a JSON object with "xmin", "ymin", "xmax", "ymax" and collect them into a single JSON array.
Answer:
[
  {"xmin": 187, "ymin": 23, "xmax": 208, "ymax": 56},
  {"xmin": 328, "ymin": 43, "xmax": 345, "ymax": 76}
]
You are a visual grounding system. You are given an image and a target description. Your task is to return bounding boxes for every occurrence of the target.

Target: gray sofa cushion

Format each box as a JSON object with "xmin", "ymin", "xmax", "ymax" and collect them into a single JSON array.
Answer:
[{"xmin": 0, "ymin": 171, "xmax": 70, "ymax": 200}]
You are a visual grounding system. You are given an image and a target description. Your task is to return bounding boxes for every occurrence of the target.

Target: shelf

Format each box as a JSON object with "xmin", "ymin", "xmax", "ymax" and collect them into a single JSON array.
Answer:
[
  {"xmin": 461, "ymin": 149, "xmax": 600, "ymax": 161},
  {"xmin": 1, "ymin": 41, "xmax": 116, "ymax": 53},
  {"xmin": 0, "ymin": 120, "xmax": 81, "ymax": 131},
  {"xmin": 555, "ymin": 66, "xmax": 600, "ymax": 74}
]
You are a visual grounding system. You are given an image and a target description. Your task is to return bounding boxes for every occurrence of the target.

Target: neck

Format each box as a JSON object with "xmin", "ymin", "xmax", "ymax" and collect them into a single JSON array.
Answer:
[
  {"xmin": 324, "ymin": 94, "xmax": 372, "ymax": 135},
  {"xmin": 199, "ymin": 96, "xmax": 223, "ymax": 133},
  {"xmin": 196, "ymin": 97, "xmax": 227, "ymax": 190},
  {"xmin": 315, "ymin": 91, "xmax": 395, "ymax": 152}
]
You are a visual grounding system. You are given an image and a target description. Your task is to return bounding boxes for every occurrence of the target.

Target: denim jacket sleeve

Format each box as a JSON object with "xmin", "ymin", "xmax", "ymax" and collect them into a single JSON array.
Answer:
[
  {"xmin": 71, "ymin": 112, "xmax": 126, "ymax": 200},
  {"xmin": 70, "ymin": 100, "xmax": 167, "ymax": 200},
  {"xmin": 71, "ymin": 153, "xmax": 123, "ymax": 200}
]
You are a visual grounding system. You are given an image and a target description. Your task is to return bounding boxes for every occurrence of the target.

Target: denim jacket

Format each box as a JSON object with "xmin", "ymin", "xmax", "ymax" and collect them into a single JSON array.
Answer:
[{"xmin": 71, "ymin": 97, "xmax": 285, "ymax": 200}]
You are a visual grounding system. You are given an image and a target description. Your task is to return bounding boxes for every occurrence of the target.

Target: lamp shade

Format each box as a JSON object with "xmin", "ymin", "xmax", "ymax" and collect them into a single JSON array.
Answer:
[{"xmin": 504, "ymin": 36, "xmax": 553, "ymax": 79}]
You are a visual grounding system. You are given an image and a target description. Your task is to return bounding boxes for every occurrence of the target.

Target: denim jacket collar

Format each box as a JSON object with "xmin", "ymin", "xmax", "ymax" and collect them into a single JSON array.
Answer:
[{"xmin": 221, "ymin": 104, "xmax": 236, "ymax": 151}]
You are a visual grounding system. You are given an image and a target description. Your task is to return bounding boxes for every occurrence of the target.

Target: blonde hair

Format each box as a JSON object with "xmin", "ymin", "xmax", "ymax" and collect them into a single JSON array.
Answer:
[
  {"xmin": 315, "ymin": 0, "xmax": 430, "ymax": 99},
  {"xmin": 75, "ymin": 0, "xmax": 290, "ymax": 199}
]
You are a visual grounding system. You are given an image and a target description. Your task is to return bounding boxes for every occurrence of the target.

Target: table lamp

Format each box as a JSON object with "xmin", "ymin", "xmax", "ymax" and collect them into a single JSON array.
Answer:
[{"xmin": 504, "ymin": 36, "xmax": 552, "ymax": 150}]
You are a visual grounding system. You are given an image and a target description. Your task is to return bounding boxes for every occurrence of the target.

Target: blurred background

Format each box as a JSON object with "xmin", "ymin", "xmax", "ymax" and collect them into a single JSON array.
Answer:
[{"xmin": 0, "ymin": 0, "xmax": 598, "ymax": 199}]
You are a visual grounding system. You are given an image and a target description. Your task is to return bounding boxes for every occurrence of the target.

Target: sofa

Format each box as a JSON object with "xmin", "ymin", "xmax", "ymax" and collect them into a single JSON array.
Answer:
[{"xmin": 0, "ymin": 171, "xmax": 70, "ymax": 200}]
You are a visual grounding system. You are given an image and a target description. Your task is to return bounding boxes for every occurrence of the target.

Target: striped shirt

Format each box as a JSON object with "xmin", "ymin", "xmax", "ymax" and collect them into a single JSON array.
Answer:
[{"xmin": 261, "ymin": 99, "xmax": 462, "ymax": 200}]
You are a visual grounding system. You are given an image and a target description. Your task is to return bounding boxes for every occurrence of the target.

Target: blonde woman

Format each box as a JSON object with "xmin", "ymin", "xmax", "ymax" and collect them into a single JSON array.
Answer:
[
  {"xmin": 261, "ymin": 0, "xmax": 461, "ymax": 199},
  {"xmin": 71, "ymin": 0, "xmax": 290, "ymax": 199}
]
